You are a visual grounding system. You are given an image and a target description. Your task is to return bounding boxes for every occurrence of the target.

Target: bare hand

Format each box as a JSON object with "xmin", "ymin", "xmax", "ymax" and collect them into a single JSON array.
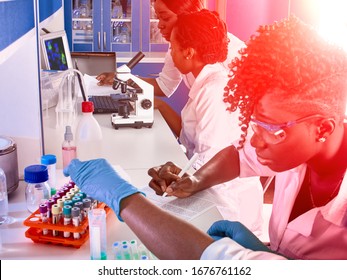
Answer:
[
  {"xmin": 96, "ymin": 72, "xmax": 115, "ymax": 86},
  {"xmin": 148, "ymin": 162, "xmax": 199, "ymax": 198}
]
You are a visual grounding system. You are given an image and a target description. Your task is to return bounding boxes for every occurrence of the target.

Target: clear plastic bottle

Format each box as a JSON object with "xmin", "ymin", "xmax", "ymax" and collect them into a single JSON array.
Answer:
[
  {"xmin": 75, "ymin": 101, "xmax": 103, "ymax": 161},
  {"xmin": 24, "ymin": 165, "xmax": 51, "ymax": 213},
  {"xmin": 41, "ymin": 154, "xmax": 57, "ymax": 195},
  {"xmin": 62, "ymin": 125, "xmax": 77, "ymax": 168},
  {"xmin": 0, "ymin": 167, "xmax": 9, "ymax": 224}
]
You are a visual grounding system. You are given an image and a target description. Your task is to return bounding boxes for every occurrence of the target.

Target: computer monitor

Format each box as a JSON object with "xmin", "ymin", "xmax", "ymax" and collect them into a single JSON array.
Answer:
[{"xmin": 40, "ymin": 30, "xmax": 73, "ymax": 70}]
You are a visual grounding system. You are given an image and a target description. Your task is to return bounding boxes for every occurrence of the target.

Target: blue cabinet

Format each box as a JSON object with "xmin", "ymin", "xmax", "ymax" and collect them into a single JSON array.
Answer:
[{"xmin": 64, "ymin": 0, "xmax": 168, "ymax": 52}]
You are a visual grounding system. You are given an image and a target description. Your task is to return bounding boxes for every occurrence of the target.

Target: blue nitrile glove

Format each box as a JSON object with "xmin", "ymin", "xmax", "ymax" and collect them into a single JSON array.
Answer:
[
  {"xmin": 63, "ymin": 158, "xmax": 145, "ymax": 221},
  {"xmin": 207, "ymin": 220, "xmax": 273, "ymax": 253}
]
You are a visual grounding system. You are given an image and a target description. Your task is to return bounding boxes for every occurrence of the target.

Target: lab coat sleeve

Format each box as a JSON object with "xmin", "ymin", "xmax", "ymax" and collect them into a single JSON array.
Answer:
[
  {"xmin": 156, "ymin": 51, "xmax": 182, "ymax": 97},
  {"xmin": 200, "ymin": 238, "xmax": 287, "ymax": 260}
]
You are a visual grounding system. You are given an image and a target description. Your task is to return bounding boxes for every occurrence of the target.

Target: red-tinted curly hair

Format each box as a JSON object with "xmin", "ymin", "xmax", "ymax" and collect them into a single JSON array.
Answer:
[{"xmin": 224, "ymin": 15, "xmax": 347, "ymax": 148}]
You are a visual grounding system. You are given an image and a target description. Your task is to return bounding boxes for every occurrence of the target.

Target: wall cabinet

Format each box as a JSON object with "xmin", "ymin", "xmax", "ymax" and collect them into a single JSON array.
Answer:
[{"xmin": 64, "ymin": 0, "xmax": 168, "ymax": 52}]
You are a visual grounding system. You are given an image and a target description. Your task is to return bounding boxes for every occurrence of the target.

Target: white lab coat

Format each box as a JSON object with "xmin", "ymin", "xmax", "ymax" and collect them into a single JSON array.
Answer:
[
  {"xmin": 156, "ymin": 32, "xmax": 246, "ymax": 97},
  {"xmin": 201, "ymin": 142, "xmax": 347, "ymax": 260},
  {"xmin": 178, "ymin": 62, "xmax": 264, "ymax": 235}
]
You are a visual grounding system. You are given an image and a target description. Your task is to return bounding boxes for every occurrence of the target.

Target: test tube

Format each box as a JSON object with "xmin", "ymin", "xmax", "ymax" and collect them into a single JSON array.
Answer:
[
  {"xmin": 71, "ymin": 206, "xmax": 81, "ymax": 240},
  {"xmin": 39, "ymin": 203, "xmax": 49, "ymax": 236},
  {"xmin": 88, "ymin": 208, "xmax": 107, "ymax": 260},
  {"xmin": 46, "ymin": 199, "xmax": 55, "ymax": 219},
  {"xmin": 51, "ymin": 204, "xmax": 60, "ymax": 237},
  {"xmin": 82, "ymin": 198, "xmax": 91, "ymax": 219},
  {"xmin": 121, "ymin": 244, "xmax": 131, "ymax": 260},
  {"xmin": 130, "ymin": 240, "xmax": 139, "ymax": 260},
  {"xmin": 63, "ymin": 205, "xmax": 72, "ymax": 238},
  {"xmin": 113, "ymin": 241, "xmax": 123, "ymax": 260}
]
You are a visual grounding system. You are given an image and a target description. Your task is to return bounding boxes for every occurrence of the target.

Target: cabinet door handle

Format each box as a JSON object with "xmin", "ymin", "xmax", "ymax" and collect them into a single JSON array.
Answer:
[
  {"xmin": 98, "ymin": 32, "xmax": 101, "ymax": 50},
  {"xmin": 103, "ymin": 32, "xmax": 107, "ymax": 50}
]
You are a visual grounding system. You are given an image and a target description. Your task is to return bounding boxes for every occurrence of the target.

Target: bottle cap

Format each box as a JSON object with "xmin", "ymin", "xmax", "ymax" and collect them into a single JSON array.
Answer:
[
  {"xmin": 24, "ymin": 165, "xmax": 49, "ymax": 183},
  {"xmin": 41, "ymin": 154, "xmax": 57, "ymax": 165},
  {"xmin": 81, "ymin": 101, "xmax": 94, "ymax": 113},
  {"xmin": 64, "ymin": 125, "xmax": 74, "ymax": 141},
  {"xmin": 82, "ymin": 198, "xmax": 91, "ymax": 208}
]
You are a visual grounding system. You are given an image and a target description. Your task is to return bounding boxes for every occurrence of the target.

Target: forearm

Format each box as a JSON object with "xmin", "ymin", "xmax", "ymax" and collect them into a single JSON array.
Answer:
[
  {"xmin": 156, "ymin": 99, "xmax": 182, "ymax": 137},
  {"xmin": 120, "ymin": 194, "xmax": 214, "ymax": 260},
  {"xmin": 194, "ymin": 145, "xmax": 240, "ymax": 191},
  {"xmin": 141, "ymin": 77, "xmax": 167, "ymax": 97}
]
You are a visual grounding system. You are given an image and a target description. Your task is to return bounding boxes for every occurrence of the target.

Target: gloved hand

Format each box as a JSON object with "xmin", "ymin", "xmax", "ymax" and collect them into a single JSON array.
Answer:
[
  {"xmin": 63, "ymin": 158, "xmax": 145, "ymax": 221},
  {"xmin": 207, "ymin": 220, "xmax": 273, "ymax": 253}
]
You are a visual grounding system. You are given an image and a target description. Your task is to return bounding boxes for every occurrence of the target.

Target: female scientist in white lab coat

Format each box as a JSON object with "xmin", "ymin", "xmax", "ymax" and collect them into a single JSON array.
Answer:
[
  {"xmin": 96, "ymin": 0, "xmax": 245, "ymax": 98},
  {"xmin": 65, "ymin": 15, "xmax": 347, "ymax": 259}
]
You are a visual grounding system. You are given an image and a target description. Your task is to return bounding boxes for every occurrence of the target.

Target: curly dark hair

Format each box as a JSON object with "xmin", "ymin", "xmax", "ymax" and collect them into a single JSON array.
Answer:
[
  {"xmin": 174, "ymin": 9, "xmax": 228, "ymax": 64},
  {"xmin": 159, "ymin": 0, "xmax": 204, "ymax": 14},
  {"xmin": 223, "ymin": 15, "xmax": 347, "ymax": 149}
]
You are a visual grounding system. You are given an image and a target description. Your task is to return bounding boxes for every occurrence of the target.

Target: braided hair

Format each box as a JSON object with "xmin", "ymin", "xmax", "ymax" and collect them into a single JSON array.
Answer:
[
  {"xmin": 174, "ymin": 9, "xmax": 228, "ymax": 64},
  {"xmin": 159, "ymin": 0, "xmax": 204, "ymax": 14},
  {"xmin": 223, "ymin": 15, "xmax": 347, "ymax": 149}
]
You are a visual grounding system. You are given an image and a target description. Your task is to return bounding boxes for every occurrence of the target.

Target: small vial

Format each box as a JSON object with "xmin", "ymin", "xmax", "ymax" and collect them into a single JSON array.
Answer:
[
  {"xmin": 113, "ymin": 241, "xmax": 122, "ymax": 260},
  {"xmin": 88, "ymin": 208, "xmax": 107, "ymax": 260},
  {"xmin": 39, "ymin": 203, "xmax": 49, "ymax": 235},
  {"xmin": 130, "ymin": 240, "xmax": 139, "ymax": 260},
  {"xmin": 24, "ymin": 165, "xmax": 51, "ymax": 213},
  {"xmin": 46, "ymin": 199, "xmax": 55, "ymax": 219},
  {"xmin": 71, "ymin": 206, "xmax": 81, "ymax": 239},
  {"xmin": 82, "ymin": 198, "xmax": 91, "ymax": 218},
  {"xmin": 51, "ymin": 204, "xmax": 60, "ymax": 237},
  {"xmin": 63, "ymin": 205, "xmax": 72, "ymax": 238},
  {"xmin": 41, "ymin": 154, "xmax": 57, "ymax": 195}
]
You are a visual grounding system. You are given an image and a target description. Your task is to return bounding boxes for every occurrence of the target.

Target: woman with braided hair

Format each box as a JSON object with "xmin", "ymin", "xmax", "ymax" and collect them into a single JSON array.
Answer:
[
  {"xmin": 64, "ymin": 15, "xmax": 347, "ymax": 259},
  {"xmin": 96, "ymin": 0, "xmax": 245, "ymax": 98}
]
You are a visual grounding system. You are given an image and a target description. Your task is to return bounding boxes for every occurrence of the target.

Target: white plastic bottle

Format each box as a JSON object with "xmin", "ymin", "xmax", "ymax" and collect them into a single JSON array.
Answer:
[
  {"xmin": 62, "ymin": 125, "xmax": 77, "ymax": 168},
  {"xmin": 75, "ymin": 101, "xmax": 103, "ymax": 161}
]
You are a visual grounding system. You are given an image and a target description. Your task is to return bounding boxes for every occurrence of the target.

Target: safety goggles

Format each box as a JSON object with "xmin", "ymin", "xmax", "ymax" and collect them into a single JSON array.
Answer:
[{"xmin": 250, "ymin": 114, "xmax": 324, "ymax": 144}]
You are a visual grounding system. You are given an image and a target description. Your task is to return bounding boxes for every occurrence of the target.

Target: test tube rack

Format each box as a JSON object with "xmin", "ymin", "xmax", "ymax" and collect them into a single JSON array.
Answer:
[{"xmin": 23, "ymin": 202, "xmax": 111, "ymax": 249}]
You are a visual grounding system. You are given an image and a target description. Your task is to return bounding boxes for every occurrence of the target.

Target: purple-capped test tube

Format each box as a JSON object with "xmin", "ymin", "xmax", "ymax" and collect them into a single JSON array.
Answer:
[
  {"xmin": 39, "ymin": 203, "xmax": 49, "ymax": 236},
  {"xmin": 46, "ymin": 198, "xmax": 55, "ymax": 219}
]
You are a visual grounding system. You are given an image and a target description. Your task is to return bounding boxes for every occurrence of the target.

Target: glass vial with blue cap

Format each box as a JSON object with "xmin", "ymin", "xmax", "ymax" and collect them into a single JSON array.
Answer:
[
  {"xmin": 41, "ymin": 154, "xmax": 56, "ymax": 195},
  {"xmin": 24, "ymin": 165, "xmax": 51, "ymax": 213}
]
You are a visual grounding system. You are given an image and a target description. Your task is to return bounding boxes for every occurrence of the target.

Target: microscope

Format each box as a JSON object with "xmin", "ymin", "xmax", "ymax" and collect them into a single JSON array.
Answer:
[{"xmin": 111, "ymin": 52, "xmax": 154, "ymax": 129}]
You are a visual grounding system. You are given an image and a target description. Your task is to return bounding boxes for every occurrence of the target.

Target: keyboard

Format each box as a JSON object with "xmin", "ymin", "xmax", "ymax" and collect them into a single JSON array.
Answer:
[{"xmin": 90, "ymin": 95, "xmax": 133, "ymax": 114}]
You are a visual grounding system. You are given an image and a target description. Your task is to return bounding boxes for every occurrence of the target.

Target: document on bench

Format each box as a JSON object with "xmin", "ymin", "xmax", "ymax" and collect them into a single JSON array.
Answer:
[{"xmin": 140, "ymin": 185, "xmax": 226, "ymax": 222}]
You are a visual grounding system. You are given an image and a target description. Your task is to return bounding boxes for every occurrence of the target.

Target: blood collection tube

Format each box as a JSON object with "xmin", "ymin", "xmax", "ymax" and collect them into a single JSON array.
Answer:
[
  {"xmin": 39, "ymin": 203, "xmax": 49, "ymax": 236},
  {"xmin": 130, "ymin": 240, "xmax": 139, "ymax": 260},
  {"xmin": 63, "ymin": 205, "xmax": 72, "ymax": 238},
  {"xmin": 71, "ymin": 206, "xmax": 81, "ymax": 239},
  {"xmin": 64, "ymin": 199, "xmax": 74, "ymax": 208},
  {"xmin": 82, "ymin": 198, "xmax": 91, "ymax": 219},
  {"xmin": 46, "ymin": 198, "xmax": 55, "ymax": 219},
  {"xmin": 51, "ymin": 204, "xmax": 60, "ymax": 237}
]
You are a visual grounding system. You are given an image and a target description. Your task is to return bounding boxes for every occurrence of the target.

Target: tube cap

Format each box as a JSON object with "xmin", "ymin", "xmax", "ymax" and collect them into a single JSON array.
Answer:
[
  {"xmin": 41, "ymin": 154, "xmax": 57, "ymax": 165},
  {"xmin": 24, "ymin": 165, "xmax": 49, "ymax": 183}
]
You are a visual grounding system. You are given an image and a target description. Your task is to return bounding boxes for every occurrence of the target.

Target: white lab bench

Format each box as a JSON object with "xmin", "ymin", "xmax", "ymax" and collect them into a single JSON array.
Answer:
[{"xmin": 0, "ymin": 109, "xmax": 192, "ymax": 260}]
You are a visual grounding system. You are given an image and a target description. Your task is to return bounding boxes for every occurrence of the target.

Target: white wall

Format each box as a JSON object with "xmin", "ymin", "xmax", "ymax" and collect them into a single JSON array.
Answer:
[{"xmin": 0, "ymin": 2, "xmax": 64, "ymax": 177}]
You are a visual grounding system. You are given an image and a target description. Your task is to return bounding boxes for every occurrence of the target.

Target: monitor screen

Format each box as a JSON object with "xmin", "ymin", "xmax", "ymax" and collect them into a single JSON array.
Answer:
[{"xmin": 41, "ymin": 30, "xmax": 72, "ymax": 70}]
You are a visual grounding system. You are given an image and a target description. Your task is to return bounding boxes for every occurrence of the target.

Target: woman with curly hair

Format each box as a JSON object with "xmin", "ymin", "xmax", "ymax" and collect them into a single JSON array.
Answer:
[{"xmin": 64, "ymin": 16, "xmax": 347, "ymax": 259}]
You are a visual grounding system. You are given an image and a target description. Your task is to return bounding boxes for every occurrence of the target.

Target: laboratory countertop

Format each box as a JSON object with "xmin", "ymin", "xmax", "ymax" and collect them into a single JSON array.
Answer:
[{"xmin": 0, "ymin": 109, "xmax": 193, "ymax": 260}]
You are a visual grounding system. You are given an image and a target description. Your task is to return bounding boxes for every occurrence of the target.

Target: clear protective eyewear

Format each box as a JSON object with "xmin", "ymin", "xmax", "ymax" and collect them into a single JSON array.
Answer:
[{"xmin": 250, "ymin": 114, "xmax": 324, "ymax": 144}]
